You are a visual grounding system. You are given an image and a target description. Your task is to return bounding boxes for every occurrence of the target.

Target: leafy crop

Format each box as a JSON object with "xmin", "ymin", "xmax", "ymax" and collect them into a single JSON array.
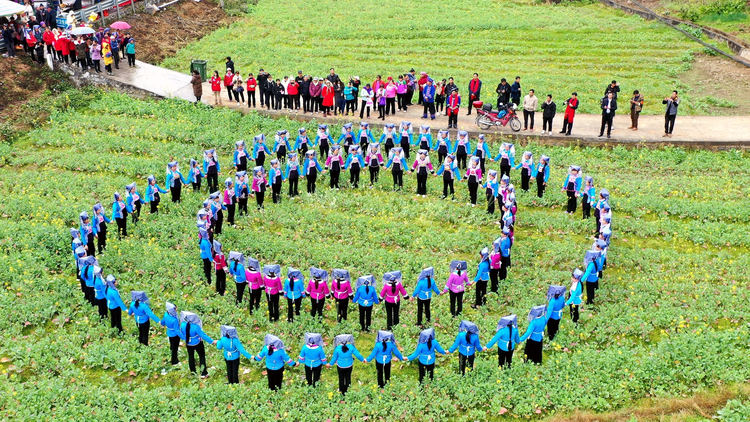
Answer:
[{"xmin": 0, "ymin": 89, "xmax": 748, "ymax": 420}]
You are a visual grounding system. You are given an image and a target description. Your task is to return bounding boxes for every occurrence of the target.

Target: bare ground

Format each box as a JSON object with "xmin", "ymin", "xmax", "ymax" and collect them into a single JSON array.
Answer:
[{"xmin": 681, "ymin": 53, "xmax": 750, "ymax": 115}]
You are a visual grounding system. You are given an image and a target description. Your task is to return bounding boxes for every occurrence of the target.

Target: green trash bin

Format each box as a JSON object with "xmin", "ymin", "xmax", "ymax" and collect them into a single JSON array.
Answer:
[{"xmin": 190, "ymin": 60, "xmax": 208, "ymax": 82}]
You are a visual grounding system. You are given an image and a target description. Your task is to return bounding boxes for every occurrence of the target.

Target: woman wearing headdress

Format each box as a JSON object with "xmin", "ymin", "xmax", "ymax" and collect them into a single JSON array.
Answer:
[
  {"xmin": 365, "ymin": 143, "xmax": 384, "ymax": 187},
  {"xmin": 520, "ymin": 305, "xmax": 548, "ymax": 364},
  {"xmin": 234, "ymin": 171, "xmax": 250, "ymax": 216},
  {"xmin": 160, "ymin": 302, "xmax": 181, "ymax": 365},
  {"xmin": 448, "ymin": 320, "xmax": 483, "ymax": 375},
  {"xmin": 380, "ymin": 123, "xmax": 398, "ymax": 158},
  {"xmin": 344, "ymin": 145, "xmax": 365, "ymax": 189},
  {"xmin": 399, "ymin": 121, "xmax": 413, "ymax": 160},
  {"xmin": 209, "ymin": 191, "xmax": 226, "ymax": 235},
  {"xmin": 545, "ymin": 285, "xmax": 567, "ymax": 340},
  {"xmin": 263, "ymin": 264, "xmax": 283, "ymax": 322},
  {"xmin": 104, "ymin": 274, "xmax": 128, "ymax": 333},
  {"xmin": 227, "ymin": 251, "xmax": 247, "ymax": 304},
  {"xmin": 385, "ymin": 147, "xmax": 408, "ymax": 191},
  {"xmin": 330, "ymin": 269, "xmax": 353, "ymax": 322},
  {"xmin": 70, "ymin": 229, "xmax": 84, "ymax": 276},
  {"xmin": 380, "ymin": 271, "xmax": 408, "ymax": 330},
  {"xmin": 594, "ymin": 188, "xmax": 610, "ymax": 235},
  {"xmin": 251, "ymin": 166, "xmax": 268, "ymax": 210},
  {"xmin": 472, "ymin": 248, "xmax": 490, "ymax": 308},
  {"xmin": 357, "ymin": 122, "xmax": 376, "ymax": 151},
  {"xmin": 203, "ymin": 149, "xmax": 221, "ymax": 193},
  {"xmin": 283, "ymin": 267, "xmax": 306, "ymax": 322},
  {"xmin": 483, "ymin": 170, "xmax": 499, "ymax": 214},
  {"xmin": 273, "ymin": 130, "xmax": 291, "ymax": 164},
  {"xmin": 531, "ymin": 155, "xmax": 550, "ymax": 198},
  {"xmin": 464, "ymin": 156, "xmax": 482, "ymax": 206},
  {"xmin": 79, "ymin": 256, "xmax": 97, "ymax": 305},
  {"xmin": 179, "ymin": 311, "xmax": 216, "ymax": 377},
  {"xmin": 298, "ymin": 333, "xmax": 327, "ymax": 386},
  {"xmin": 222, "ymin": 178, "xmax": 236, "ymax": 227},
  {"xmin": 124, "ymin": 182, "xmax": 143, "ymax": 225},
  {"xmin": 327, "ymin": 334, "xmax": 364, "ymax": 394},
  {"xmin": 452, "ymin": 131, "xmax": 471, "ymax": 170},
  {"xmin": 145, "ymin": 175, "xmax": 168, "ymax": 214},
  {"xmin": 434, "ymin": 130, "xmax": 452, "ymax": 165},
  {"xmin": 252, "ymin": 134, "xmax": 271, "ymax": 167},
  {"xmin": 444, "ymin": 260, "xmax": 469, "ymax": 317},
  {"xmin": 187, "ymin": 159, "xmax": 205, "ymax": 192},
  {"xmin": 233, "ymin": 140, "xmax": 249, "ymax": 172},
  {"xmin": 407, "ymin": 328, "xmax": 447, "ymax": 383},
  {"xmin": 583, "ymin": 243, "xmax": 606, "ymax": 304},
  {"xmin": 411, "ymin": 149, "xmax": 434, "ymax": 197},
  {"xmin": 266, "ymin": 159, "xmax": 284, "ymax": 204},
  {"xmin": 165, "ymin": 161, "xmax": 187, "ymax": 203},
  {"xmin": 284, "ymin": 153, "xmax": 301, "ymax": 197},
  {"xmin": 111, "ymin": 193, "xmax": 127, "ymax": 239},
  {"xmin": 435, "ymin": 154, "xmax": 460, "ymax": 201},
  {"xmin": 255, "ymin": 334, "xmax": 297, "ymax": 390},
  {"xmin": 216, "ymin": 325, "xmax": 254, "ymax": 384},
  {"xmin": 212, "ymin": 240, "xmax": 227, "ymax": 296},
  {"xmin": 302, "ymin": 151, "xmax": 323, "ymax": 194},
  {"xmin": 491, "ymin": 142, "xmax": 515, "ymax": 178},
  {"xmin": 354, "ymin": 275, "xmax": 379, "ymax": 331},
  {"xmin": 565, "ymin": 269, "xmax": 584, "ymax": 324},
  {"xmin": 495, "ymin": 228, "xmax": 512, "ymax": 289},
  {"xmin": 294, "ymin": 128, "xmax": 314, "ymax": 155},
  {"xmin": 197, "ymin": 223, "xmax": 213, "ymax": 285},
  {"xmin": 326, "ymin": 145, "xmax": 345, "ymax": 189},
  {"xmin": 315, "ymin": 124, "xmax": 331, "ymax": 160},
  {"xmin": 412, "ymin": 267, "xmax": 441, "ymax": 327},
  {"xmin": 365, "ymin": 330, "xmax": 404, "ymax": 388},
  {"xmin": 415, "ymin": 124, "xmax": 433, "ymax": 152},
  {"xmin": 337, "ymin": 123, "xmax": 356, "ymax": 156},
  {"xmin": 91, "ymin": 204, "xmax": 110, "ymax": 254},
  {"xmin": 244, "ymin": 257, "xmax": 263, "ymax": 314},
  {"xmin": 307, "ymin": 267, "xmax": 330, "ymax": 318},
  {"xmin": 93, "ymin": 265, "xmax": 108, "ymax": 319},
  {"xmin": 473, "ymin": 134, "xmax": 491, "ymax": 174},
  {"xmin": 128, "ymin": 290, "xmax": 161, "ymax": 346},
  {"xmin": 514, "ymin": 151, "xmax": 533, "ymax": 192},
  {"xmin": 561, "ymin": 165, "xmax": 582, "ymax": 214},
  {"xmin": 486, "ymin": 314, "xmax": 520, "ymax": 368}
]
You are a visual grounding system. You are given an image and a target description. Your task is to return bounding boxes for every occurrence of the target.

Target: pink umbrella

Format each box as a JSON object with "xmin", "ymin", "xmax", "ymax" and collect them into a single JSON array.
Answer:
[{"xmin": 110, "ymin": 21, "xmax": 131, "ymax": 30}]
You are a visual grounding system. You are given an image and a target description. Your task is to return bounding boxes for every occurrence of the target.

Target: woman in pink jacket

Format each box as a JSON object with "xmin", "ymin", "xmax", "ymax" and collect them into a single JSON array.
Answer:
[
  {"xmin": 263, "ymin": 264, "xmax": 282, "ymax": 322},
  {"xmin": 380, "ymin": 271, "xmax": 408, "ymax": 330},
  {"xmin": 384, "ymin": 77, "xmax": 397, "ymax": 116},
  {"xmin": 246, "ymin": 257, "xmax": 264, "ymax": 315},
  {"xmin": 331, "ymin": 269, "xmax": 353, "ymax": 322},
  {"xmin": 444, "ymin": 260, "xmax": 470, "ymax": 317},
  {"xmin": 307, "ymin": 267, "xmax": 330, "ymax": 318}
]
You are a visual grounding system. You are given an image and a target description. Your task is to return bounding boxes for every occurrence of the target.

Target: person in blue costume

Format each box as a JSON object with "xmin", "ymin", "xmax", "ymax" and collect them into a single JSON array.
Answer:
[
  {"xmin": 145, "ymin": 175, "xmax": 168, "ymax": 214},
  {"xmin": 407, "ymin": 328, "xmax": 447, "ymax": 383},
  {"xmin": 216, "ymin": 325, "xmax": 253, "ymax": 384},
  {"xmin": 337, "ymin": 123, "xmax": 356, "ymax": 154},
  {"xmin": 186, "ymin": 158, "xmax": 205, "ymax": 192},
  {"xmin": 357, "ymin": 121, "xmax": 376, "ymax": 151},
  {"xmin": 268, "ymin": 159, "xmax": 285, "ymax": 204},
  {"xmin": 594, "ymin": 188, "xmax": 610, "ymax": 235},
  {"xmin": 327, "ymin": 334, "xmax": 364, "ymax": 394},
  {"xmin": 298, "ymin": 332, "xmax": 327, "ymax": 387},
  {"xmin": 415, "ymin": 124, "xmax": 433, "ymax": 152},
  {"xmin": 344, "ymin": 145, "xmax": 365, "ymax": 188},
  {"xmin": 273, "ymin": 130, "xmax": 291, "ymax": 164},
  {"xmin": 128, "ymin": 290, "xmax": 160, "ymax": 346},
  {"xmin": 399, "ymin": 122, "xmax": 413, "ymax": 160},
  {"xmin": 294, "ymin": 128, "xmax": 315, "ymax": 155},
  {"xmin": 92, "ymin": 203, "xmax": 111, "ymax": 254},
  {"xmin": 545, "ymin": 285, "xmax": 567, "ymax": 340},
  {"xmin": 379, "ymin": 123, "xmax": 398, "ymax": 158},
  {"xmin": 520, "ymin": 305, "xmax": 548, "ymax": 364},
  {"xmin": 284, "ymin": 153, "xmax": 301, "ymax": 197},
  {"xmin": 255, "ymin": 334, "xmax": 297, "ymax": 390},
  {"xmin": 70, "ymin": 229, "xmax": 84, "ymax": 279},
  {"xmin": 111, "ymin": 193, "xmax": 128, "ymax": 240},
  {"xmin": 209, "ymin": 189, "xmax": 226, "ymax": 235},
  {"xmin": 582, "ymin": 248, "xmax": 602, "ymax": 305},
  {"xmin": 79, "ymin": 211, "xmax": 96, "ymax": 257},
  {"xmin": 531, "ymin": 155, "xmax": 550, "ymax": 198},
  {"xmin": 581, "ymin": 175, "xmax": 596, "ymax": 220},
  {"xmin": 197, "ymin": 222, "xmax": 213, "ymax": 286},
  {"xmin": 473, "ymin": 134, "xmax": 491, "ymax": 173},
  {"xmin": 483, "ymin": 169, "xmax": 499, "ymax": 214},
  {"xmin": 565, "ymin": 269, "xmax": 584, "ymax": 324},
  {"xmin": 434, "ymin": 130, "xmax": 452, "ymax": 164},
  {"xmin": 448, "ymin": 320, "xmax": 483, "ymax": 375},
  {"xmin": 472, "ymin": 247, "xmax": 490, "ymax": 308},
  {"xmin": 412, "ymin": 267, "xmax": 441, "ymax": 327},
  {"xmin": 561, "ymin": 165, "xmax": 583, "ymax": 214},
  {"xmin": 315, "ymin": 124, "xmax": 331, "ymax": 160},
  {"xmin": 435, "ymin": 154, "xmax": 461, "ymax": 200},
  {"xmin": 165, "ymin": 161, "xmax": 188, "ymax": 203},
  {"xmin": 159, "ymin": 302, "xmax": 181, "ymax": 365},
  {"xmin": 365, "ymin": 330, "xmax": 404, "ymax": 388},
  {"xmin": 354, "ymin": 275, "xmax": 379, "ymax": 331},
  {"xmin": 78, "ymin": 256, "xmax": 97, "ymax": 305},
  {"xmin": 283, "ymin": 267, "xmax": 306, "ymax": 322},
  {"xmin": 73, "ymin": 245, "xmax": 86, "ymax": 293},
  {"xmin": 203, "ymin": 148, "xmax": 221, "ymax": 193},
  {"xmin": 384, "ymin": 146, "xmax": 408, "ymax": 191},
  {"xmin": 104, "ymin": 274, "xmax": 128, "ymax": 333},
  {"xmin": 124, "ymin": 182, "xmax": 144, "ymax": 225},
  {"xmin": 252, "ymin": 134, "xmax": 272, "ymax": 167},
  {"xmin": 492, "ymin": 142, "xmax": 515, "ymax": 178},
  {"xmin": 487, "ymin": 314, "xmax": 521, "ymax": 368},
  {"xmin": 234, "ymin": 170, "xmax": 250, "ymax": 215},
  {"xmin": 495, "ymin": 228, "xmax": 512, "ymax": 285},
  {"xmin": 233, "ymin": 140, "xmax": 249, "ymax": 172},
  {"xmin": 92, "ymin": 265, "xmax": 108, "ymax": 319},
  {"xmin": 179, "ymin": 311, "xmax": 216, "ymax": 378},
  {"xmin": 302, "ymin": 150, "xmax": 324, "ymax": 194},
  {"xmin": 227, "ymin": 251, "xmax": 247, "ymax": 305}
]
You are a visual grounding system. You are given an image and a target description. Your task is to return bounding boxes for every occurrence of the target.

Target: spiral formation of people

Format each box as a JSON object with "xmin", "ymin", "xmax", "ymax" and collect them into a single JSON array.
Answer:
[{"xmin": 70, "ymin": 124, "xmax": 613, "ymax": 393}]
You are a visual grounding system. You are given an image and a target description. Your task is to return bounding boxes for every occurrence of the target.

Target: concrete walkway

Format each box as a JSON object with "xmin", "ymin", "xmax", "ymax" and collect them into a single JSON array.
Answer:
[{"xmin": 99, "ymin": 61, "xmax": 750, "ymax": 148}]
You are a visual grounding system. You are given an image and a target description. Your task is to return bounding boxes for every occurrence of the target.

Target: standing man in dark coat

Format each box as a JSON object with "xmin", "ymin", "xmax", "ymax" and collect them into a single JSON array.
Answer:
[
  {"xmin": 510, "ymin": 76, "xmax": 521, "ymax": 106},
  {"xmin": 257, "ymin": 69, "xmax": 268, "ymax": 108},
  {"xmin": 599, "ymin": 92, "xmax": 617, "ymax": 138},
  {"xmin": 495, "ymin": 78, "xmax": 511, "ymax": 109}
]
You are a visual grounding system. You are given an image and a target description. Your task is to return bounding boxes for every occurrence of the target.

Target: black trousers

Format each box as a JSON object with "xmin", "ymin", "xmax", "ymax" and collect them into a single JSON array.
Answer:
[
  {"xmin": 474, "ymin": 280, "xmax": 487, "ymax": 306},
  {"xmin": 499, "ymin": 255, "xmax": 511, "ymax": 281},
  {"xmin": 272, "ymin": 181, "xmax": 282, "ymax": 203},
  {"xmin": 536, "ymin": 173, "xmax": 546, "ymax": 198},
  {"xmin": 137, "ymin": 320, "xmax": 150, "ymax": 345},
  {"xmin": 259, "ymin": 88, "xmax": 266, "ymax": 106},
  {"xmin": 489, "ymin": 268, "xmax": 499, "ymax": 293},
  {"xmin": 97, "ymin": 224, "xmax": 107, "ymax": 253},
  {"xmin": 110, "ymin": 307, "xmax": 123, "ymax": 332},
  {"xmin": 288, "ymin": 173, "xmax": 299, "ymax": 196},
  {"xmin": 543, "ymin": 116, "xmax": 553, "ymax": 132},
  {"xmin": 336, "ymin": 297, "xmax": 349, "ymax": 322},
  {"xmin": 287, "ymin": 297, "xmax": 302, "ymax": 321},
  {"xmin": 349, "ymin": 166, "xmax": 360, "ymax": 188},
  {"xmin": 267, "ymin": 368, "xmax": 284, "ymax": 390},
  {"xmin": 150, "ymin": 197, "xmax": 160, "ymax": 214},
  {"xmin": 449, "ymin": 291, "xmax": 463, "ymax": 316},
  {"xmin": 249, "ymin": 288, "xmax": 262, "ymax": 314},
  {"xmin": 443, "ymin": 177, "xmax": 455, "ymax": 198},
  {"xmin": 214, "ymin": 210, "xmax": 223, "ymax": 235},
  {"xmin": 170, "ymin": 184, "xmax": 182, "ymax": 203},
  {"xmin": 267, "ymin": 293, "xmax": 280, "ymax": 322},
  {"xmin": 226, "ymin": 358, "xmax": 240, "ymax": 384},
  {"xmin": 337, "ymin": 366, "xmax": 353, "ymax": 394},
  {"xmin": 306, "ymin": 172, "xmax": 317, "ymax": 194},
  {"xmin": 203, "ymin": 258, "xmax": 212, "ymax": 285},
  {"xmin": 169, "ymin": 335, "xmax": 180, "ymax": 364},
  {"xmin": 521, "ymin": 168, "xmax": 530, "ymax": 191},
  {"xmin": 416, "ymin": 171, "xmax": 428, "ymax": 195},
  {"xmin": 85, "ymin": 286, "xmax": 95, "ymax": 306},
  {"xmin": 484, "ymin": 190, "xmax": 495, "ymax": 214},
  {"xmin": 586, "ymin": 281, "xmax": 598, "ymax": 304},
  {"xmin": 384, "ymin": 301, "xmax": 400, "ymax": 330},
  {"xmin": 497, "ymin": 348, "xmax": 513, "ymax": 368},
  {"xmin": 561, "ymin": 118, "xmax": 573, "ymax": 135},
  {"xmin": 397, "ymin": 93, "xmax": 407, "ymax": 111},
  {"xmin": 392, "ymin": 169, "xmax": 403, "ymax": 188},
  {"xmin": 359, "ymin": 305, "xmax": 372, "ymax": 331},
  {"xmin": 115, "ymin": 217, "xmax": 127, "ymax": 239},
  {"xmin": 305, "ymin": 365, "xmax": 322, "ymax": 386},
  {"xmin": 255, "ymin": 190, "xmax": 265, "ymax": 209},
  {"xmin": 448, "ymin": 112, "xmax": 458, "ymax": 127},
  {"xmin": 330, "ymin": 169, "xmax": 340, "ymax": 189},
  {"xmin": 359, "ymin": 101, "xmax": 371, "ymax": 118},
  {"xmin": 665, "ymin": 113, "xmax": 676, "ymax": 134},
  {"xmin": 127, "ymin": 53, "xmax": 136, "ymax": 66},
  {"xmin": 236, "ymin": 282, "xmax": 246, "ymax": 304},
  {"xmin": 369, "ymin": 167, "xmax": 379, "ymax": 185},
  {"xmin": 238, "ymin": 197, "xmax": 248, "ymax": 215},
  {"xmin": 226, "ymin": 202, "xmax": 235, "ymax": 226},
  {"xmin": 582, "ymin": 194, "xmax": 591, "ymax": 219},
  {"xmin": 457, "ymin": 152, "xmax": 467, "ymax": 169},
  {"xmin": 467, "ymin": 179, "xmax": 478, "ymax": 204},
  {"xmin": 524, "ymin": 339, "xmax": 543, "ymax": 364},
  {"xmin": 418, "ymin": 362, "xmax": 435, "ymax": 383},
  {"xmin": 570, "ymin": 304, "xmax": 580, "ymax": 323},
  {"xmin": 416, "ymin": 298, "xmax": 431, "ymax": 326},
  {"xmin": 566, "ymin": 190, "xmax": 577, "ymax": 213},
  {"xmin": 97, "ymin": 298, "xmax": 108, "ymax": 319},
  {"xmin": 523, "ymin": 110, "xmax": 535, "ymax": 129},
  {"xmin": 187, "ymin": 342, "xmax": 208, "ymax": 375},
  {"xmin": 458, "ymin": 353, "xmax": 475, "ymax": 375},
  {"xmin": 422, "ymin": 102, "xmax": 435, "ymax": 117},
  {"xmin": 500, "ymin": 159, "xmax": 511, "ymax": 178},
  {"xmin": 386, "ymin": 97, "xmax": 396, "ymax": 115},
  {"xmin": 248, "ymin": 91, "xmax": 256, "ymax": 107},
  {"xmin": 192, "ymin": 176, "xmax": 202, "ymax": 192},
  {"xmin": 547, "ymin": 318, "xmax": 560, "ymax": 340},
  {"xmin": 302, "ymin": 95, "xmax": 311, "ymax": 112},
  {"xmin": 376, "ymin": 362, "xmax": 391, "ymax": 388},
  {"xmin": 310, "ymin": 298, "xmax": 325, "ymax": 317},
  {"xmin": 600, "ymin": 112, "xmax": 613, "ymax": 136}
]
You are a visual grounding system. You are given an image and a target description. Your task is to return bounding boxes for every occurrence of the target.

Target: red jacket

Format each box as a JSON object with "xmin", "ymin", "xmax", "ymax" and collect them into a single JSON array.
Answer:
[
  {"xmin": 418, "ymin": 75, "xmax": 429, "ymax": 89},
  {"xmin": 447, "ymin": 93, "xmax": 461, "ymax": 114},
  {"xmin": 210, "ymin": 76, "xmax": 221, "ymax": 92},
  {"xmin": 60, "ymin": 38, "xmax": 70, "ymax": 55},
  {"xmin": 67, "ymin": 39, "xmax": 76, "ymax": 53},
  {"xmin": 564, "ymin": 97, "xmax": 579, "ymax": 121},
  {"xmin": 214, "ymin": 253, "xmax": 227, "ymax": 271},
  {"xmin": 223, "ymin": 73, "xmax": 233, "ymax": 87},
  {"xmin": 322, "ymin": 86, "xmax": 335, "ymax": 106},
  {"xmin": 287, "ymin": 82, "xmax": 298, "ymax": 96},
  {"xmin": 54, "ymin": 36, "xmax": 64, "ymax": 51},
  {"xmin": 42, "ymin": 31, "xmax": 55, "ymax": 46},
  {"xmin": 246, "ymin": 78, "xmax": 257, "ymax": 91}
]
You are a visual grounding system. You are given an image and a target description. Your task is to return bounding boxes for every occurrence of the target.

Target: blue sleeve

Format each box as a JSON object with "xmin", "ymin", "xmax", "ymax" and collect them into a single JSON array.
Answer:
[
  {"xmin": 473, "ymin": 263, "xmax": 482, "ymax": 282},
  {"xmin": 519, "ymin": 323, "xmax": 534, "ymax": 342},
  {"xmin": 434, "ymin": 341, "xmax": 446, "ymax": 355},
  {"xmin": 254, "ymin": 346, "xmax": 267, "ymax": 361},
  {"xmin": 544, "ymin": 166, "xmax": 550, "ymax": 182},
  {"xmin": 115, "ymin": 291, "xmax": 127, "ymax": 311},
  {"xmin": 157, "ymin": 184, "xmax": 167, "ymax": 194},
  {"xmin": 372, "ymin": 290, "xmax": 379, "ymax": 304},
  {"xmin": 435, "ymin": 165, "xmax": 444, "ymax": 176},
  {"xmin": 178, "ymin": 324, "xmax": 186, "ymax": 341},
  {"xmin": 128, "ymin": 303, "xmax": 135, "ymax": 316},
  {"xmin": 411, "ymin": 282, "xmax": 421, "ymax": 298},
  {"xmin": 407, "ymin": 346, "xmax": 419, "ymax": 361},
  {"xmin": 473, "ymin": 334, "xmax": 483, "ymax": 352},
  {"xmin": 509, "ymin": 154, "xmax": 515, "ymax": 167},
  {"xmin": 431, "ymin": 282, "xmax": 440, "ymax": 295},
  {"xmin": 385, "ymin": 157, "xmax": 393, "ymax": 168},
  {"xmin": 448, "ymin": 334, "xmax": 460, "ymax": 353},
  {"xmin": 366, "ymin": 346, "xmax": 377, "ymax": 362},
  {"xmin": 197, "ymin": 327, "xmax": 214, "ymax": 344},
  {"xmin": 352, "ymin": 346, "xmax": 364, "ymax": 362},
  {"xmin": 200, "ymin": 241, "xmax": 214, "ymax": 262},
  {"xmin": 316, "ymin": 161, "xmax": 323, "ymax": 172},
  {"xmin": 337, "ymin": 134, "xmax": 346, "ymax": 144},
  {"xmin": 392, "ymin": 345, "xmax": 404, "ymax": 361},
  {"xmin": 282, "ymin": 350, "xmax": 295, "ymax": 366},
  {"xmin": 582, "ymin": 262, "xmax": 594, "ymax": 281},
  {"xmin": 344, "ymin": 156, "xmax": 352, "ymax": 169},
  {"xmin": 514, "ymin": 328, "xmax": 521, "ymax": 345},
  {"xmin": 329, "ymin": 348, "xmax": 339, "ymax": 366},
  {"xmin": 145, "ymin": 304, "xmax": 160, "ymax": 323},
  {"xmin": 378, "ymin": 134, "xmax": 386, "ymax": 143},
  {"xmin": 487, "ymin": 332, "xmax": 502, "ymax": 349},
  {"xmin": 493, "ymin": 151, "xmax": 501, "ymax": 161}
]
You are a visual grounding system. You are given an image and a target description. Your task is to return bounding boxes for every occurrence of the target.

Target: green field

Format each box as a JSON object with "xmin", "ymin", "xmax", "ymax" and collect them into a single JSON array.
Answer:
[
  {"xmin": 1, "ymin": 88, "xmax": 749, "ymax": 420},
  {"xmin": 162, "ymin": 0, "xmax": 703, "ymax": 115}
]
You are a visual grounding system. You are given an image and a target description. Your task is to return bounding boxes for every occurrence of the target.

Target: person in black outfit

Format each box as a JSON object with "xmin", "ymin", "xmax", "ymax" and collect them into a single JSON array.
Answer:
[
  {"xmin": 604, "ymin": 80, "xmax": 620, "ymax": 100},
  {"xmin": 257, "ymin": 69, "xmax": 268, "ymax": 108},
  {"xmin": 496, "ymin": 78, "xmax": 511, "ymax": 109},
  {"xmin": 300, "ymin": 75, "xmax": 311, "ymax": 113},
  {"xmin": 662, "ymin": 91, "xmax": 679, "ymax": 137},
  {"xmin": 225, "ymin": 57, "xmax": 235, "ymax": 73},
  {"xmin": 510, "ymin": 76, "xmax": 522, "ymax": 106},
  {"xmin": 265, "ymin": 75, "xmax": 275, "ymax": 110},
  {"xmin": 598, "ymin": 92, "xmax": 617, "ymax": 138},
  {"xmin": 326, "ymin": 68, "xmax": 341, "ymax": 85},
  {"xmin": 541, "ymin": 95, "xmax": 556, "ymax": 135}
]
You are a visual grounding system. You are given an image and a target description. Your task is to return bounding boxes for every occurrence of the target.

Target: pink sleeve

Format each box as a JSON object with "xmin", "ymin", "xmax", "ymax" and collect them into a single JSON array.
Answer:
[
  {"xmin": 412, "ymin": 160, "xmax": 418, "ymax": 169},
  {"xmin": 477, "ymin": 170, "xmax": 482, "ymax": 180},
  {"xmin": 398, "ymin": 283, "xmax": 407, "ymax": 296},
  {"xmin": 427, "ymin": 162, "xmax": 434, "ymax": 171}
]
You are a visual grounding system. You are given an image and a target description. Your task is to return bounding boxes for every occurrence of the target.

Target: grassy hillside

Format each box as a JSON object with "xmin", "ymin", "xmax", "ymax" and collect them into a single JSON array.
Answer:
[{"xmin": 0, "ymin": 89, "xmax": 748, "ymax": 420}]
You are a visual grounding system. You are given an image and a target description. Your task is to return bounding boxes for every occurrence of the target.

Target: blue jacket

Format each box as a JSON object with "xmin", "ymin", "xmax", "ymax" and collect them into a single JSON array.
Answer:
[
  {"xmin": 448, "ymin": 332, "xmax": 483, "ymax": 356},
  {"xmin": 145, "ymin": 183, "xmax": 167, "ymax": 202},
  {"xmin": 126, "ymin": 191, "xmax": 144, "ymax": 213},
  {"xmin": 380, "ymin": 131, "xmax": 403, "ymax": 145},
  {"xmin": 483, "ymin": 179, "xmax": 499, "ymax": 197},
  {"xmin": 344, "ymin": 154, "xmax": 365, "ymax": 169},
  {"xmin": 366, "ymin": 342, "xmax": 404, "ymax": 364},
  {"xmin": 414, "ymin": 133, "xmax": 433, "ymax": 148},
  {"xmin": 216, "ymin": 337, "xmax": 253, "ymax": 361},
  {"xmin": 233, "ymin": 150, "xmax": 248, "ymax": 166},
  {"xmin": 412, "ymin": 278, "xmax": 441, "ymax": 300},
  {"xmin": 436, "ymin": 162, "xmax": 461, "ymax": 179},
  {"xmin": 80, "ymin": 264, "xmax": 95, "ymax": 288},
  {"xmin": 562, "ymin": 174, "xmax": 582, "ymax": 191},
  {"xmin": 160, "ymin": 313, "xmax": 180, "ymax": 337},
  {"xmin": 165, "ymin": 170, "xmax": 187, "ymax": 188},
  {"xmin": 94, "ymin": 275, "xmax": 106, "ymax": 300},
  {"xmin": 301, "ymin": 158, "xmax": 323, "ymax": 176},
  {"xmin": 452, "ymin": 139, "xmax": 471, "ymax": 155},
  {"xmin": 294, "ymin": 135, "xmax": 315, "ymax": 150},
  {"xmin": 357, "ymin": 129, "xmax": 376, "ymax": 144},
  {"xmin": 435, "ymin": 137, "xmax": 452, "ymax": 152},
  {"xmin": 298, "ymin": 344, "xmax": 327, "ymax": 368},
  {"xmin": 128, "ymin": 301, "xmax": 160, "ymax": 324},
  {"xmin": 199, "ymin": 238, "xmax": 213, "ymax": 261},
  {"xmin": 474, "ymin": 260, "xmax": 490, "ymax": 282},
  {"xmin": 235, "ymin": 181, "xmax": 250, "ymax": 198},
  {"xmin": 179, "ymin": 321, "xmax": 214, "ymax": 347},
  {"xmin": 520, "ymin": 317, "xmax": 548, "ymax": 343},
  {"xmin": 105, "ymin": 286, "xmax": 128, "ymax": 311},
  {"xmin": 499, "ymin": 237, "xmax": 511, "ymax": 258},
  {"xmin": 255, "ymin": 346, "xmax": 295, "ymax": 370},
  {"xmin": 252, "ymin": 143, "xmax": 271, "ymax": 160},
  {"xmin": 203, "ymin": 158, "xmax": 220, "ymax": 174},
  {"xmin": 531, "ymin": 162, "xmax": 550, "ymax": 183},
  {"xmin": 583, "ymin": 186, "xmax": 596, "ymax": 204},
  {"xmin": 283, "ymin": 279, "xmax": 306, "ymax": 300},
  {"xmin": 493, "ymin": 150, "xmax": 515, "ymax": 166},
  {"xmin": 473, "ymin": 143, "xmax": 491, "ymax": 160},
  {"xmin": 111, "ymin": 202, "xmax": 126, "ymax": 220},
  {"xmin": 353, "ymin": 285, "xmax": 379, "ymax": 307},
  {"xmin": 582, "ymin": 260, "xmax": 600, "ymax": 283},
  {"xmin": 92, "ymin": 213, "xmax": 111, "ymax": 236},
  {"xmin": 336, "ymin": 131, "xmax": 355, "ymax": 146},
  {"xmin": 546, "ymin": 295, "xmax": 566, "ymax": 321},
  {"xmin": 329, "ymin": 345, "xmax": 364, "ymax": 368},
  {"xmin": 269, "ymin": 167, "xmax": 284, "ymax": 184},
  {"xmin": 422, "ymin": 85, "xmax": 436, "ymax": 103},
  {"xmin": 486, "ymin": 326, "xmax": 521, "ymax": 351},
  {"xmin": 565, "ymin": 282, "xmax": 583, "ymax": 306},
  {"xmin": 385, "ymin": 155, "xmax": 408, "ymax": 170},
  {"xmin": 273, "ymin": 137, "xmax": 291, "ymax": 153},
  {"xmin": 314, "ymin": 131, "xmax": 331, "ymax": 146},
  {"xmin": 407, "ymin": 340, "xmax": 446, "ymax": 365},
  {"xmin": 284, "ymin": 161, "xmax": 301, "ymax": 179},
  {"xmin": 228, "ymin": 261, "xmax": 246, "ymax": 283}
]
